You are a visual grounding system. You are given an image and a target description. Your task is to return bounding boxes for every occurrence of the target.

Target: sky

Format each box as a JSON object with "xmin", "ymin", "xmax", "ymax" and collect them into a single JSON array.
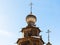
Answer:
[{"xmin": 0, "ymin": 0, "xmax": 60, "ymax": 45}]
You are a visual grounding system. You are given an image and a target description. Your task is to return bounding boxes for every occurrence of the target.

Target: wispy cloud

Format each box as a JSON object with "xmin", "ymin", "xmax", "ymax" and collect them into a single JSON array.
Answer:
[
  {"xmin": 0, "ymin": 29, "xmax": 13, "ymax": 37},
  {"xmin": 0, "ymin": 15, "xmax": 13, "ymax": 37}
]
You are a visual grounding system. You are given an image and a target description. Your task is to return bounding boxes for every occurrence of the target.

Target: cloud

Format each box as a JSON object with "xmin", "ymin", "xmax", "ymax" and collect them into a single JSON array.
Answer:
[
  {"xmin": 0, "ymin": 29, "xmax": 13, "ymax": 37},
  {"xmin": 0, "ymin": 15, "xmax": 13, "ymax": 37}
]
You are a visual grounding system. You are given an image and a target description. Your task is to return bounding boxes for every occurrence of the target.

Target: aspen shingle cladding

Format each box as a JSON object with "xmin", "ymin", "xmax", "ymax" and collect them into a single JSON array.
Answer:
[
  {"xmin": 21, "ymin": 26, "xmax": 41, "ymax": 33},
  {"xmin": 17, "ymin": 37, "xmax": 44, "ymax": 44}
]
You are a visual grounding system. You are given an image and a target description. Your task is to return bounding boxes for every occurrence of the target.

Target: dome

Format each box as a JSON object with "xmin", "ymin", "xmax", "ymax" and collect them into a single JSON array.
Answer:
[
  {"xmin": 26, "ymin": 14, "xmax": 37, "ymax": 24},
  {"xmin": 46, "ymin": 42, "xmax": 52, "ymax": 45}
]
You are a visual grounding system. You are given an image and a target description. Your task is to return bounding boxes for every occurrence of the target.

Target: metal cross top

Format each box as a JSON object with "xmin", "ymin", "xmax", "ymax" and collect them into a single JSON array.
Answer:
[
  {"xmin": 30, "ymin": 2, "xmax": 33, "ymax": 14},
  {"xmin": 46, "ymin": 29, "xmax": 51, "ymax": 42},
  {"xmin": 30, "ymin": 0, "xmax": 33, "ymax": 14}
]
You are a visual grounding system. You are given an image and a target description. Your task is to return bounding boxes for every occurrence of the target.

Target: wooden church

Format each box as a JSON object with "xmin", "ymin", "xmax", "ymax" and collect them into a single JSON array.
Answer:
[{"xmin": 16, "ymin": 2, "xmax": 52, "ymax": 45}]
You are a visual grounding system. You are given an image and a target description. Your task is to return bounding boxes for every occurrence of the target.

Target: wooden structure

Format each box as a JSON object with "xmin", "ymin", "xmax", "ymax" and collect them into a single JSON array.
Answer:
[{"xmin": 17, "ymin": 13, "xmax": 44, "ymax": 45}]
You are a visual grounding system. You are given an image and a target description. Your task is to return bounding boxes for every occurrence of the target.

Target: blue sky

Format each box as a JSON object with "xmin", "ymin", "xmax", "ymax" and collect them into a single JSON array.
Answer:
[{"xmin": 0, "ymin": 0, "xmax": 60, "ymax": 45}]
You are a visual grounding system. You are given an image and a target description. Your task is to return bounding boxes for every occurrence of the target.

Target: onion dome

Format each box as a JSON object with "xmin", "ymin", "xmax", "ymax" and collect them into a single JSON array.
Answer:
[
  {"xmin": 26, "ymin": 2, "xmax": 37, "ymax": 26},
  {"xmin": 26, "ymin": 14, "xmax": 37, "ymax": 25}
]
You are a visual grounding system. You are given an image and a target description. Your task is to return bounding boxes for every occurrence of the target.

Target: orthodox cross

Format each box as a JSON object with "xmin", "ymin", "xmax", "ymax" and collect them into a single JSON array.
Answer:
[
  {"xmin": 30, "ymin": 2, "xmax": 33, "ymax": 14},
  {"xmin": 46, "ymin": 29, "xmax": 51, "ymax": 42}
]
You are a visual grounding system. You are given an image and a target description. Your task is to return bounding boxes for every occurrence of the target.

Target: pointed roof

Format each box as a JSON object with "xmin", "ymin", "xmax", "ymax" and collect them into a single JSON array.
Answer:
[{"xmin": 46, "ymin": 42, "xmax": 52, "ymax": 45}]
